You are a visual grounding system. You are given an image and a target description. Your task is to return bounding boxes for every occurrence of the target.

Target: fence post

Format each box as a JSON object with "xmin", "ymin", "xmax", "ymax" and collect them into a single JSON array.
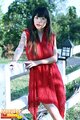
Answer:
[
  {"xmin": 5, "ymin": 64, "xmax": 11, "ymax": 108},
  {"xmin": 0, "ymin": 63, "xmax": 28, "ymax": 109},
  {"xmin": 0, "ymin": 64, "xmax": 11, "ymax": 109},
  {"xmin": 57, "ymin": 58, "xmax": 66, "ymax": 85},
  {"xmin": 0, "ymin": 64, "xmax": 6, "ymax": 109}
]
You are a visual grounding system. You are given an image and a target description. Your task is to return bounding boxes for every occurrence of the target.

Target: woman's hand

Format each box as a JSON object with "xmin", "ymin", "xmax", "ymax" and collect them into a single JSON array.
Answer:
[
  {"xmin": 25, "ymin": 60, "xmax": 39, "ymax": 69},
  {"xmin": 9, "ymin": 61, "xmax": 17, "ymax": 70}
]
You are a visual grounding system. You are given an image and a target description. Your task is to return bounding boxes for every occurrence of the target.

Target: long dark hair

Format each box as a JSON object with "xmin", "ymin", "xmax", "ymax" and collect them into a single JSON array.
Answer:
[
  {"xmin": 27, "ymin": 6, "xmax": 52, "ymax": 55},
  {"xmin": 28, "ymin": 6, "xmax": 51, "ymax": 42}
]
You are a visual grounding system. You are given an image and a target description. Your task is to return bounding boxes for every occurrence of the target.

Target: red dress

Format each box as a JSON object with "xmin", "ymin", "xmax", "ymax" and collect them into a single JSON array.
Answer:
[{"xmin": 24, "ymin": 29, "xmax": 66, "ymax": 120}]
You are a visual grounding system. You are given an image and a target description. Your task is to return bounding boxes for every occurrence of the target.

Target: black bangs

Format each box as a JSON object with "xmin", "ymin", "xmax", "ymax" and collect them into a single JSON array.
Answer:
[
  {"xmin": 29, "ymin": 6, "xmax": 51, "ymax": 43},
  {"xmin": 32, "ymin": 6, "xmax": 49, "ymax": 19}
]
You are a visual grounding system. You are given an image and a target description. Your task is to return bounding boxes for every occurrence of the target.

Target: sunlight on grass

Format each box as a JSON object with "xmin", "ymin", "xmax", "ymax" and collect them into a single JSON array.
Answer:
[
  {"xmin": 66, "ymin": 65, "xmax": 80, "ymax": 74},
  {"xmin": 11, "ymin": 74, "xmax": 29, "ymax": 100},
  {"xmin": 66, "ymin": 103, "xmax": 80, "ymax": 120}
]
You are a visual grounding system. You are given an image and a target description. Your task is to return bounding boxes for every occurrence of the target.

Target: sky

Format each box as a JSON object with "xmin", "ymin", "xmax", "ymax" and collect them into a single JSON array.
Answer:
[
  {"xmin": 1, "ymin": 0, "xmax": 15, "ymax": 12},
  {"xmin": 66, "ymin": 0, "xmax": 80, "ymax": 16},
  {"xmin": 1, "ymin": 0, "xmax": 80, "ymax": 16}
]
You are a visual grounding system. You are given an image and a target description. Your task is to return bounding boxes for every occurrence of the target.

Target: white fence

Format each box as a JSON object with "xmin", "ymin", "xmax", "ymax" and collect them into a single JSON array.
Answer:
[{"xmin": 0, "ymin": 45, "xmax": 80, "ymax": 119}]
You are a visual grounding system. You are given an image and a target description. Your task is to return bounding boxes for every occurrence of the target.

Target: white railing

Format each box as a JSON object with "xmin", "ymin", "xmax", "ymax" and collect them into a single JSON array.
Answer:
[
  {"xmin": 72, "ymin": 45, "xmax": 80, "ymax": 55},
  {"xmin": 0, "ymin": 45, "xmax": 80, "ymax": 119}
]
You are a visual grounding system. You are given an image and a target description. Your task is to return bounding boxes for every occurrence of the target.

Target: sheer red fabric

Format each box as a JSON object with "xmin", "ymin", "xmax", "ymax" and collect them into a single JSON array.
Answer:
[{"xmin": 24, "ymin": 29, "xmax": 66, "ymax": 120}]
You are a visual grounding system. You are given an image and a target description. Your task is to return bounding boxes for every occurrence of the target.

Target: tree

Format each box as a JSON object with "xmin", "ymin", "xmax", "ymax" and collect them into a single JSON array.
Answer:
[
  {"xmin": 0, "ymin": 1, "xmax": 4, "ymax": 45},
  {"xmin": 54, "ymin": 6, "xmax": 80, "ymax": 48},
  {"xmin": 54, "ymin": 14, "xmax": 69, "ymax": 48},
  {"xmin": 67, "ymin": 6, "xmax": 80, "ymax": 44},
  {"xmin": 2, "ymin": 0, "xmax": 56, "ymax": 49}
]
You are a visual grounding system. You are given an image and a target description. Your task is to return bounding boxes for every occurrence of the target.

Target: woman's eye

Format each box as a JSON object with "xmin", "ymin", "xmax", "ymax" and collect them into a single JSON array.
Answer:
[
  {"xmin": 35, "ymin": 16, "xmax": 38, "ymax": 19},
  {"xmin": 42, "ymin": 17, "xmax": 46, "ymax": 20}
]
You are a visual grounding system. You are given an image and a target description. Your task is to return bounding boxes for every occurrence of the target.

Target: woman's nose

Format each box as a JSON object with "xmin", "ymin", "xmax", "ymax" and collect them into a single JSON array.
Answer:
[{"xmin": 38, "ymin": 18, "xmax": 42, "ymax": 22}]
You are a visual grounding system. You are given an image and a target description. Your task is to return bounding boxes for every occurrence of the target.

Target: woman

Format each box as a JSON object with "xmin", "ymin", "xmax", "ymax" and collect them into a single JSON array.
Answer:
[{"xmin": 11, "ymin": 6, "xmax": 66, "ymax": 120}]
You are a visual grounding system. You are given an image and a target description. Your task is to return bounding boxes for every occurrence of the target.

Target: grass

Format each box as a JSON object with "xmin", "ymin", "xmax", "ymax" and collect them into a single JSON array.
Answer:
[
  {"xmin": 10, "ymin": 74, "xmax": 33, "ymax": 120},
  {"xmin": 66, "ymin": 65, "xmax": 80, "ymax": 75},
  {"xmin": 66, "ymin": 65, "xmax": 80, "ymax": 120},
  {"xmin": 11, "ymin": 74, "xmax": 29, "ymax": 100},
  {"xmin": 66, "ymin": 75, "xmax": 80, "ymax": 99},
  {"xmin": 66, "ymin": 103, "xmax": 80, "ymax": 120}
]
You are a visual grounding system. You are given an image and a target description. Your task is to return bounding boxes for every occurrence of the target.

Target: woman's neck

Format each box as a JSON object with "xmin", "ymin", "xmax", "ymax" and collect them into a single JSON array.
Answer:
[{"xmin": 38, "ymin": 30, "xmax": 43, "ymax": 42}]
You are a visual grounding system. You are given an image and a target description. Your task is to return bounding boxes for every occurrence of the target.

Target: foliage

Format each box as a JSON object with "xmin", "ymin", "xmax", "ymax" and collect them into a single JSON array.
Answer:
[
  {"xmin": 66, "ymin": 65, "xmax": 80, "ymax": 99},
  {"xmin": 66, "ymin": 72, "xmax": 80, "ymax": 100},
  {"xmin": 2, "ymin": 0, "xmax": 55, "ymax": 49},
  {"xmin": 0, "ymin": 0, "xmax": 80, "ymax": 52},
  {"xmin": 67, "ymin": 6, "xmax": 80, "ymax": 44},
  {"xmin": 55, "ymin": 14, "xmax": 69, "ymax": 47},
  {"xmin": 0, "ymin": 1, "xmax": 4, "ymax": 45},
  {"xmin": 54, "ymin": 6, "xmax": 80, "ymax": 48},
  {"xmin": 66, "ymin": 103, "xmax": 80, "ymax": 120}
]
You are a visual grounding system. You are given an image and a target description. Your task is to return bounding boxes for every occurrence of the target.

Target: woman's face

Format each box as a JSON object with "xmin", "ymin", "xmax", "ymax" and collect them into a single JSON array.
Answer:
[{"xmin": 34, "ymin": 15, "xmax": 47, "ymax": 31}]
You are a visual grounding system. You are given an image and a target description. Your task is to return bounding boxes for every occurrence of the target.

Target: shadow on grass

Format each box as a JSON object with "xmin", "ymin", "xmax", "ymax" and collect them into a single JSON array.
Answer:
[{"xmin": 11, "ymin": 86, "xmax": 29, "ymax": 100}]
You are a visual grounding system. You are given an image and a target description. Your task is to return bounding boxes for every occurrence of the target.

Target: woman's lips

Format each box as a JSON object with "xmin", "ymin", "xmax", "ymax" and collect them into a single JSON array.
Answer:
[{"xmin": 36, "ymin": 24, "xmax": 41, "ymax": 27}]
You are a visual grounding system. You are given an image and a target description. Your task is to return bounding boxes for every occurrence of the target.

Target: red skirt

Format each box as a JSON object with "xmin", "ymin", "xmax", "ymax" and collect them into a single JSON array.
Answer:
[{"xmin": 28, "ymin": 63, "xmax": 66, "ymax": 120}]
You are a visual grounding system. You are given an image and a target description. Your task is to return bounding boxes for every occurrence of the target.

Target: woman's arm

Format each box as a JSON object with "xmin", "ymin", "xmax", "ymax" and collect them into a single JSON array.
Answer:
[
  {"xmin": 37, "ymin": 36, "xmax": 58, "ymax": 64},
  {"xmin": 25, "ymin": 36, "xmax": 58, "ymax": 69},
  {"xmin": 36, "ymin": 48, "xmax": 57, "ymax": 65},
  {"xmin": 12, "ymin": 31, "xmax": 27, "ymax": 62},
  {"xmin": 35, "ymin": 38, "xmax": 57, "ymax": 64}
]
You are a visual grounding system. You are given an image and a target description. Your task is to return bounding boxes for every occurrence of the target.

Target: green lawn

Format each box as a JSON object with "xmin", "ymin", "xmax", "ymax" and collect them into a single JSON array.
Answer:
[
  {"xmin": 11, "ymin": 74, "xmax": 29, "ymax": 100},
  {"xmin": 66, "ymin": 65, "xmax": 80, "ymax": 75},
  {"xmin": 66, "ymin": 103, "xmax": 80, "ymax": 120}
]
